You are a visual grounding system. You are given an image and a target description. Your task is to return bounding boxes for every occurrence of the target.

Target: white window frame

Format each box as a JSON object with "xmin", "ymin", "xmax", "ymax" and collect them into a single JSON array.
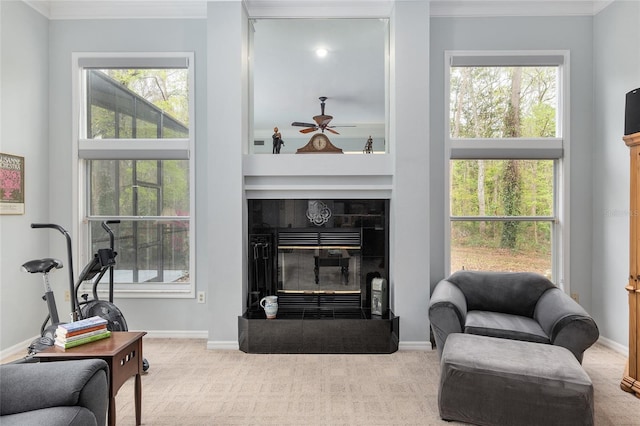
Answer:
[
  {"xmin": 444, "ymin": 50, "xmax": 570, "ymax": 292},
  {"xmin": 72, "ymin": 52, "xmax": 196, "ymax": 299}
]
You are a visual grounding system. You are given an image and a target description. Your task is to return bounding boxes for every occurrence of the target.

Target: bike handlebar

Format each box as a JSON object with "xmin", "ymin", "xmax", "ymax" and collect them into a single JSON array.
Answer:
[
  {"xmin": 101, "ymin": 220, "xmax": 120, "ymax": 304},
  {"xmin": 31, "ymin": 223, "xmax": 68, "ymax": 234},
  {"xmin": 101, "ymin": 220, "xmax": 120, "ymax": 249}
]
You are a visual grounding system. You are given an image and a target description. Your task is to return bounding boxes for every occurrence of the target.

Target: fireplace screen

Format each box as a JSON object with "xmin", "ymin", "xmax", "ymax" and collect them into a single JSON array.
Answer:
[
  {"xmin": 277, "ymin": 230, "xmax": 361, "ymax": 292},
  {"xmin": 247, "ymin": 199, "xmax": 388, "ymax": 312}
]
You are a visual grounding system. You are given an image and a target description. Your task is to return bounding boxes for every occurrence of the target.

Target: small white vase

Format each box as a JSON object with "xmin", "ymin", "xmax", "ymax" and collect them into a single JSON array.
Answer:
[{"xmin": 260, "ymin": 295, "xmax": 278, "ymax": 319}]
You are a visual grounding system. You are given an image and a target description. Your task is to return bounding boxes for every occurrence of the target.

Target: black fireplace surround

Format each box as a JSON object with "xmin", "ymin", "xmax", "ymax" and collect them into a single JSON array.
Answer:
[{"xmin": 239, "ymin": 199, "xmax": 399, "ymax": 353}]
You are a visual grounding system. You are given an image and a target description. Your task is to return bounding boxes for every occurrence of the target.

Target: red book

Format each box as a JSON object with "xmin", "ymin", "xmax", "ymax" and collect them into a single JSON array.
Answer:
[{"xmin": 57, "ymin": 323, "xmax": 107, "ymax": 338}]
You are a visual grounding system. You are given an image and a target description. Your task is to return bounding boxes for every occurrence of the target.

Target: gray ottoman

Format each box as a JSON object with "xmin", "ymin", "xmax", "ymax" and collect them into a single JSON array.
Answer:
[{"xmin": 439, "ymin": 333, "xmax": 594, "ymax": 426}]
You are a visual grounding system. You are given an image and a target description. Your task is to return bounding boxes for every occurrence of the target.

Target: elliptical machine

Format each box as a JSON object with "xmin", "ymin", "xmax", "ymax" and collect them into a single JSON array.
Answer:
[
  {"xmin": 73, "ymin": 220, "xmax": 149, "ymax": 371},
  {"xmin": 74, "ymin": 220, "xmax": 128, "ymax": 331}
]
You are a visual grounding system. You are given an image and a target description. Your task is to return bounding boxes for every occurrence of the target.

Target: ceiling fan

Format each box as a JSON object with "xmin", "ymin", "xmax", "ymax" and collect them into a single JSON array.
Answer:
[{"xmin": 291, "ymin": 97, "xmax": 353, "ymax": 135}]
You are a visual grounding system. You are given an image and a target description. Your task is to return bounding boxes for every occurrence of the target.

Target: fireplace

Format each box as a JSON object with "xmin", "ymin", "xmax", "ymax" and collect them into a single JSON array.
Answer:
[{"xmin": 239, "ymin": 199, "xmax": 398, "ymax": 353}]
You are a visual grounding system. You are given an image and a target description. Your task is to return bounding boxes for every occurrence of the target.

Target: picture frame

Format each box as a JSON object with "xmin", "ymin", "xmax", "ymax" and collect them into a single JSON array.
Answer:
[{"xmin": 0, "ymin": 153, "xmax": 25, "ymax": 215}]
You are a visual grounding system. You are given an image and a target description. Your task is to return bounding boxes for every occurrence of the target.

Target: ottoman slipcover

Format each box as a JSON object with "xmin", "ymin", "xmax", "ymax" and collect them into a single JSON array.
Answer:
[{"xmin": 439, "ymin": 333, "xmax": 594, "ymax": 426}]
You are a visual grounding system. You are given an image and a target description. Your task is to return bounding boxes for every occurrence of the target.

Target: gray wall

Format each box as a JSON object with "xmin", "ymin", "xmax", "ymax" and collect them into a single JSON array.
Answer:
[
  {"xmin": 592, "ymin": 0, "xmax": 640, "ymax": 348},
  {"xmin": 1, "ymin": 0, "xmax": 636, "ymax": 354},
  {"xmin": 46, "ymin": 17, "xmax": 211, "ymax": 336},
  {"xmin": 390, "ymin": 1, "xmax": 431, "ymax": 345},
  {"xmin": 0, "ymin": 1, "xmax": 51, "ymax": 352}
]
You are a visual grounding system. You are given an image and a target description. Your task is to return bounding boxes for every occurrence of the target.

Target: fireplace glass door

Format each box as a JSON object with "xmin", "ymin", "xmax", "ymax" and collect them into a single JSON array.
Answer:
[
  {"xmin": 247, "ymin": 199, "xmax": 388, "ymax": 312},
  {"xmin": 277, "ymin": 230, "xmax": 361, "ymax": 292}
]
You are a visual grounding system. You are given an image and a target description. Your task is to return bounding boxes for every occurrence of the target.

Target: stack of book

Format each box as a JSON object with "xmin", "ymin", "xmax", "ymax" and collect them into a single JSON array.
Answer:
[{"xmin": 55, "ymin": 316, "xmax": 111, "ymax": 349}]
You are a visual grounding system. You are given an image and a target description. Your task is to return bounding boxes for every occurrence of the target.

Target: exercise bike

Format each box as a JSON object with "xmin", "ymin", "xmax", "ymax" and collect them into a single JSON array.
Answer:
[
  {"xmin": 23, "ymin": 223, "xmax": 149, "ymax": 371},
  {"xmin": 22, "ymin": 224, "xmax": 78, "ymax": 354}
]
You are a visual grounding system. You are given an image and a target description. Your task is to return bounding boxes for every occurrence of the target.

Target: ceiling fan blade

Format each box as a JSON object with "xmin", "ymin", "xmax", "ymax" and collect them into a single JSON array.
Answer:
[
  {"xmin": 299, "ymin": 127, "xmax": 318, "ymax": 134},
  {"xmin": 291, "ymin": 121, "xmax": 317, "ymax": 128},
  {"xmin": 326, "ymin": 128, "xmax": 340, "ymax": 135}
]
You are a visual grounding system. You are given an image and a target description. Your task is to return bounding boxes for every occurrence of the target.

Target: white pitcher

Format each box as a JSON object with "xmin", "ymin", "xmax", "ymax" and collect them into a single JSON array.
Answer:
[{"xmin": 260, "ymin": 295, "xmax": 278, "ymax": 319}]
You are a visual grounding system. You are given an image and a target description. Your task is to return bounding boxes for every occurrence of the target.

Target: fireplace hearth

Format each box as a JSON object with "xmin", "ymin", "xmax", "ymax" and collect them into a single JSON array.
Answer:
[{"xmin": 239, "ymin": 199, "xmax": 398, "ymax": 354}]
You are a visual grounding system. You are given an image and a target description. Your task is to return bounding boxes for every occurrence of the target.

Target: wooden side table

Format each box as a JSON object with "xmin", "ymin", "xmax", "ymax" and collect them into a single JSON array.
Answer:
[{"xmin": 35, "ymin": 331, "xmax": 146, "ymax": 426}]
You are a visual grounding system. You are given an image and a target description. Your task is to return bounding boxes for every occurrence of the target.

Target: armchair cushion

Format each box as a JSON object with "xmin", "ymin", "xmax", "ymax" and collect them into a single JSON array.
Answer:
[
  {"xmin": 0, "ymin": 358, "xmax": 109, "ymax": 426},
  {"xmin": 465, "ymin": 311, "xmax": 550, "ymax": 343}
]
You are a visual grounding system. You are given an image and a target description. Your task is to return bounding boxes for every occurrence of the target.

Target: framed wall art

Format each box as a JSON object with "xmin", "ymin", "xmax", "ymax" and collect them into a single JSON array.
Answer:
[{"xmin": 0, "ymin": 153, "xmax": 25, "ymax": 214}]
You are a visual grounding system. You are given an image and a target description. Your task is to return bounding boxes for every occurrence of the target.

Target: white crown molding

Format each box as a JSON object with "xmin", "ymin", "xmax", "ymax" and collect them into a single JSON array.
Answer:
[
  {"xmin": 245, "ymin": 1, "xmax": 394, "ymax": 18},
  {"xmin": 23, "ymin": 1, "xmax": 51, "ymax": 18},
  {"xmin": 431, "ymin": 1, "xmax": 615, "ymax": 18},
  {"xmin": 22, "ymin": 0, "xmax": 614, "ymax": 20},
  {"xmin": 593, "ymin": 0, "xmax": 616, "ymax": 14},
  {"xmin": 40, "ymin": 1, "xmax": 208, "ymax": 20}
]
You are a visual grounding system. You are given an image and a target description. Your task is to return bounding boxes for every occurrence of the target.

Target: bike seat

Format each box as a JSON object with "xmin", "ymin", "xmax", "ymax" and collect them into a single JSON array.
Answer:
[{"xmin": 21, "ymin": 258, "xmax": 63, "ymax": 274}]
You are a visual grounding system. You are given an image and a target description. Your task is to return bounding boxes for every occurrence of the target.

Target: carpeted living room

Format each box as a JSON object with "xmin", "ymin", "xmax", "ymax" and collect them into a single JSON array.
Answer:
[
  {"xmin": 109, "ymin": 338, "xmax": 640, "ymax": 425},
  {"xmin": 1, "ymin": 0, "xmax": 640, "ymax": 425}
]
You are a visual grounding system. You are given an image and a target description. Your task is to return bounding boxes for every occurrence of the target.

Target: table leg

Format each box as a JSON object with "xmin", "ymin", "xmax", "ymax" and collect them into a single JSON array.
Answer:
[
  {"xmin": 135, "ymin": 373, "xmax": 142, "ymax": 425},
  {"xmin": 109, "ymin": 396, "xmax": 116, "ymax": 426}
]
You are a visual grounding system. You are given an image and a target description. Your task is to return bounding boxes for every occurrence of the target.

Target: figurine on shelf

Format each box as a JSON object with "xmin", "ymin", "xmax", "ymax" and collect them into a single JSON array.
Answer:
[
  {"xmin": 363, "ymin": 136, "xmax": 373, "ymax": 154},
  {"xmin": 272, "ymin": 127, "xmax": 285, "ymax": 154}
]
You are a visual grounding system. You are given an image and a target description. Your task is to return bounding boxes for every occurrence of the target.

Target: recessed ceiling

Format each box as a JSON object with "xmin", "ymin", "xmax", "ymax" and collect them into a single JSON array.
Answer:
[{"xmin": 251, "ymin": 18, "xmax": 387, "ymax": 138}]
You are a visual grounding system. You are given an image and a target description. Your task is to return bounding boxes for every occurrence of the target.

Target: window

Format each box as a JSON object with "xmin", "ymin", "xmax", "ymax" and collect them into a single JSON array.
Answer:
[
  {"xmin": 74, "ymin": 54, "xmax": 195, "ymax": 297},
  {"xmin": 445, "ymin": 52, "xmax": 567, "ymax": 285}
]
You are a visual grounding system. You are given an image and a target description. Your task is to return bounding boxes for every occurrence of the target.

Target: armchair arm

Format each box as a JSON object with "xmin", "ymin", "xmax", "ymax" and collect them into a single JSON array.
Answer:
[
  {"xmin": 0, "ymin": 358, "xmax": 108, "ymax": 424},
  {"xmin": 534, "ymin": 288, "xmax": 600, "ymax": 363},
  {"xmin": 429, "ymin": 279, "xmax": 468, "ymax": 358}
]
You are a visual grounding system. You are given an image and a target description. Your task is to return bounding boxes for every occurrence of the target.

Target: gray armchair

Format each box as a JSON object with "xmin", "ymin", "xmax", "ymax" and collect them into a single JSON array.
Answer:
[
  {"xmin": 0, "ymin": 358, "xmax": 109, "ymax": 426},
  {"xmin": 429, "ymin": 270, "xmax": 599, "ymax": 363}
]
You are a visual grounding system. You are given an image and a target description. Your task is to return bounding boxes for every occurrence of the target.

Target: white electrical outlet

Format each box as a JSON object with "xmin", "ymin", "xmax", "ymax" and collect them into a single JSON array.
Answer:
[
  {"xmin": 64, "ymin": 290, "xmax": 70, "ymax": 302},
  {"xmin": 197, "ymin": 291, "xmax": 206, "ymax": 304},
  {"xmin": 571, "ymin": 293, "xmax": 579, "ymax": 303}
]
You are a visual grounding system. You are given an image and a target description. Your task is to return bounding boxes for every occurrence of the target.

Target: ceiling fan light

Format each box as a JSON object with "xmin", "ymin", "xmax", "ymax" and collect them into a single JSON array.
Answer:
[{"xmin": 315, "ymin": 48, "xmax": 328, "ymax": 58}]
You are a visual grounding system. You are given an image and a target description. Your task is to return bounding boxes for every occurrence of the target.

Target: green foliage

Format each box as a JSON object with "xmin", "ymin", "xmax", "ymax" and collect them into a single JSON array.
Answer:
[
  {"xmin": 500, "ymin": 161, "xmax": 521, "ymax": 249},
  {"xmin": 449, "ymin": 64, "xmax": 557, "ymax": 260},
  {"xmin": 450, "ymin": 66, "xmax": 556, "ymax": 138},
  {"xmin": 87, "ymin": 69, "xmax": 188, "ymax": 139},
  {"xmin": 105, "ymin": 69, "xmax": 189, "ymax": 126}
]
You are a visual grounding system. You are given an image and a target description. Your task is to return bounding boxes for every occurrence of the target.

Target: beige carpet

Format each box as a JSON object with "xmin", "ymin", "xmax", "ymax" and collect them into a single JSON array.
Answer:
[{"xmin": 112, "ymin": 339, "xmax": 640, "ymax": 425}]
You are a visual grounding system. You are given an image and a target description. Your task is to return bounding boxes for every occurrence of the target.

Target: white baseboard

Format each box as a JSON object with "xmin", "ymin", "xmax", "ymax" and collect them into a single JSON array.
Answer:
[
  {"xmin": 207, "ymin": 340, "xmax": 240, "ymax": 350},
  {"xmin": 399, "ymin": 341, "xmax": 433, "ymax": 351},
  {"xmin": 139, "ymin": 331, "xmax": 239, "ymax": 349},
  {"xmin": 140, "ymin": 330, "xmax": 209, "ymax": 339},
  {"xmin": 597, "ymin": 335, "xmax": 628, "ymax": 355},
  {"xmin": 10, "ymin": 334, "xmax": 618, "ymax": 359},
  {"xmin": 0, "ymin": 335, "xmax": 39, "ymax": 361}
]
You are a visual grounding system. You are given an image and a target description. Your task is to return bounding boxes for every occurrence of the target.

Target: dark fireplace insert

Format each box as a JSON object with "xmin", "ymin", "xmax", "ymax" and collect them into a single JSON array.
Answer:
[
  {"xmin": 247, "ymin": 199, "xmax": 388, "ymax": 314},
  {"xmin": 240, "ymin": 199, "xmax": 398, "ymax": 354}
]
